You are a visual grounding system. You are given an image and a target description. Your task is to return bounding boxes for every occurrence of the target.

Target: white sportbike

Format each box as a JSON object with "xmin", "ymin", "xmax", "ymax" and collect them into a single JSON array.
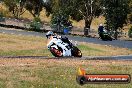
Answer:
[{"xmin": 47, "ymin": 36, "xmax": 82, "ymax": 57}]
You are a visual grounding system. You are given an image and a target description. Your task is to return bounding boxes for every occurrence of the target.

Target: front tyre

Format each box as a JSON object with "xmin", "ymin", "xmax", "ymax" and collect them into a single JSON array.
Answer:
[{"xmin": 72, "ymin": 46, "xmax": 82, "ymax": 57}]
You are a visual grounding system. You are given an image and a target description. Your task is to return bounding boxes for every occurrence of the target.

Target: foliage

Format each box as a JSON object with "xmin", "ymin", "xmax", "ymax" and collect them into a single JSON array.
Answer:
[
  {"xmin": 0, "ymin": 12, "xmax": 4, "ymax": 18},
  {"xmin": 51, "ymin": 9, "xmax": 69, "ymax": 25},
  {"xmin": 51, "ymin": 9, "xmax": 71, "ymax": 31},
  {"xmin": 0, "ymin": 12, "xmax": 5, "ymax": 22},
  {"xmin": 103, "ymin": 0, "xmax": 129, "ymax": 39},
  {"xmin": 42, "ymin": 0, "xmax": 53, "ymax": 16},
  {"xmin": 68, "ymin": 0, "xmax": 103, "ymax": 36},
  {"xmin": 46, "ymin": 0, "xmax": 72, "ymax": 32},
  {"xmin": 22, "ymin": 0, "xmax": 43, "ymax": 17},
  {"xmin": 128, "ymin": 13, "xmax": 132, "ymax": 23},
  {"xmin": 44, "ymin": 0, "xmax": 103, "ymax": 35},
  {"xmin": 30, "ymin": 17, "xmax": 42, "ymax": 31},
  {"xmin": 128, "ymin": 26, "xmax": 132, "ymax": 38},
  {"xmin": 128, "ymin": 0, "xmax": 132, "ymax": 23},
  {"xmin": 70, "ymin": 0, "xmax": 103, "ymax": 28},
  {"xmin": 33, "ymin": 16, "xmax": 42, "ymax": 22},
  {"xmin": 3, "ymin": 0, "xmax": 26, "ymax": 18}
]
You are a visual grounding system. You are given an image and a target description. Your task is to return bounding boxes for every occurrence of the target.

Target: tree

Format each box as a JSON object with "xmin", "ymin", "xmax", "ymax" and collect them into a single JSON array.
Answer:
[
  {"xmin": 3, "ymin": 0, "xmax": 26, "ymax": 18},
  {"xmin": 42, "ymin": 0, "xmax": 53, "ymax": 16},
  {"xmin": 43, "ymin": 0, "xmax": 103, "ymax": 35},
  {"xmin": 69, "ymin": 0, "xmax": 103, "ymax": 35},
  {"xmin": 22, "ymin": 0, "xmax": 43, "ymax": 17},
  {"xmin": 42, "ymin": 0, "xmax": 72, "ymax": 32},
  {"xmin": 128, "ymin": 0, "xmax": 132, "ymax": 23},
  {"xmin": 103, "ymin": 0, "xmax": 129, "ymax": 39}
]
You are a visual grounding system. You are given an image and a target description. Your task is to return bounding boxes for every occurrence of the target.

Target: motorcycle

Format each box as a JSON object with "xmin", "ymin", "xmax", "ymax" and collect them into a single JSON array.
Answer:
[
  {"xmin": 99, "ymin": 29, "xmax": 112, "ymax": 41},
  {"xmin": 47, "ymin": 36, "xmax": 82, "ymax": 57}
]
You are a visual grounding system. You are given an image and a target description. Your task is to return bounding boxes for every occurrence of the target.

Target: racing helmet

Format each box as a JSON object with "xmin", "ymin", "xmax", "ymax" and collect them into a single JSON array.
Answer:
[
  {"xmin": 99, "ymin": 23, "xmax": 103, "ymax": 26},
  {"xmin": 46, "ymin": 31, "xmax": 54, "ymax": 38}
]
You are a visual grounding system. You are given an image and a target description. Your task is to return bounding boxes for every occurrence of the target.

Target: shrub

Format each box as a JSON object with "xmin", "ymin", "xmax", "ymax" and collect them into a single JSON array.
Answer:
[
  {"xmin": 33, "ymin": 17, "xmax": 42, "ymax": 23},
  {"xmin": 51, "ymin": 11, "xmax": 72, "ymax": 33},
  {"xmin": 128, "ymin": 26, "xmax": 132, "ymax": 38},
  {"xmin": 30, "ymin": 17, "xmax": 42, "ymax": 32},
  {"xmin": 0, "ymin": 12, "xmax": 5, "ymax": 22}
]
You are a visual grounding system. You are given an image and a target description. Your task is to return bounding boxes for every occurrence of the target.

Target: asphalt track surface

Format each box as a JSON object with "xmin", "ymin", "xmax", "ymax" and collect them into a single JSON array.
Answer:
[
  {"xmin": 0, "ymin": 55, "xmax": 132, "ymax": 60},
  {"xmin": 0, "ymin": 28, "xmax": 132, "ymax": 60}
]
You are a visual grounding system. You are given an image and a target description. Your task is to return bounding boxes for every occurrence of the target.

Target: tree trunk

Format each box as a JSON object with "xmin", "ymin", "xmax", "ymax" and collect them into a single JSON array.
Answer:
[
  {"xmin": 29, "ymin": 11, "xmax": 36, "ymax": 18},
  {"xmin": 57, "ymin": 23, "xmax": 61, "ymax": 33},
  {"xmin": 84, "ymin": 19, "xmax": 91, "ymax": 36}
]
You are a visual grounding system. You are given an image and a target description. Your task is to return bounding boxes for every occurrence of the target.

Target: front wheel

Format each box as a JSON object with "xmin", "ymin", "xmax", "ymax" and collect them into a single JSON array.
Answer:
[
  {"xmin": 50, "ymin": 47, "xmax": 63, "ymax": 57},
  {"xmin": 72, "ymin": 46, "xmax": 82, "ymax": 57}
]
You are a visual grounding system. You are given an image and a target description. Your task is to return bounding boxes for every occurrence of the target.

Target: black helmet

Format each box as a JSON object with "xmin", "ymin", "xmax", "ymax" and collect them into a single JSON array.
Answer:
[{"xmin": 46, "ymin": 31, "xmax": 54, "ymax": 38}]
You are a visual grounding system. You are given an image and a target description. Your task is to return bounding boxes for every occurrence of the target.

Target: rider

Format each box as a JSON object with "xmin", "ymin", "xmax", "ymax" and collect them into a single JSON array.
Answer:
[
  {"xmin": 46, "ymin": 31, "xmax": 57, "ymax": 49},
  {"xmin": 46, "ymin": 31, "xmax": 72, "ymax": 56},
  {"xmin": 98, "ymin": 24, "xmax": 104, "ymax": 33},
  {"xmin": 98, "ymin": 24, "xmax": 104, "ymax": 38},
  {"xmin": 46, "ymin": 31, "xmax": 72, "ymax": 46},
  {"xmin": 46, "ymin": 31, "xmax": 57, "ymax": 39}
]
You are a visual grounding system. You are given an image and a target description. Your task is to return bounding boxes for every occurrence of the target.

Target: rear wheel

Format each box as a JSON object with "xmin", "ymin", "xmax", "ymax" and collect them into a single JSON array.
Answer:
[{"xmin": 50, "ymin": 47, "xmax": 63, "ymax": 57}]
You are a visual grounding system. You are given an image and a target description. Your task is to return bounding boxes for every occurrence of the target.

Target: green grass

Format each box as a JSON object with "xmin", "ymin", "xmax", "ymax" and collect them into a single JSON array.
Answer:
[
  {"xmin": 0, "ymin": 59, "xmax": 131, "ymax": 88},
  {"xmin": 78, "ymin": 44, "xmax": 107, "ymax": 56},
  {"xmin": 78, "ymin": 45, "xmax": 104, "ymax": 52},
  {"xmin": 0, "ymin": 49, "xmax": 51, "ymax": 56},
  {"xmin": 0, "ymin": 33, "xmax": 132, "ymax": 57}
]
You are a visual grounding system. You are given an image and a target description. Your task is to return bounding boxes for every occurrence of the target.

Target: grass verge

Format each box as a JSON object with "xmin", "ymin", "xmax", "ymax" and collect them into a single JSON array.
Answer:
[
  {"xmin": 0, "ymin": 33, "xmax": 51, "ymax": 56},
  {"xmin": 78, "ymin": 42, "xmax": 132, "ymax": 56},
  {"xmin": 0, "ymin": 33, "xmax": 132, "ymax": 56},
  {"xmin": 0, "ymin": 58, "xmax": 131, "ymax": 88}
]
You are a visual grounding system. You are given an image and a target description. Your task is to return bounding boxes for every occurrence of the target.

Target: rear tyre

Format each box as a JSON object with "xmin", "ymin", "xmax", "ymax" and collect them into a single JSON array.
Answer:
[{"xmin": 50, "ymin": 47, "xmax": 63, "ymax": 57}]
